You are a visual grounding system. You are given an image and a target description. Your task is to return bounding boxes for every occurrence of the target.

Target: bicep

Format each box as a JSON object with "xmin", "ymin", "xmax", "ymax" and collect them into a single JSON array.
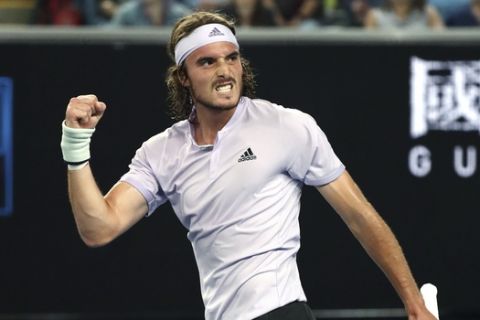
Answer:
[{"xmin": 104, "ymin": 181, "xmax": 149, "ymax": 236}]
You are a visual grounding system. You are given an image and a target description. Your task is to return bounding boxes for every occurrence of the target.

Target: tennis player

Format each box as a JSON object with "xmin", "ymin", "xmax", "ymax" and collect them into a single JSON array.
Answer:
[{"xmin": 61, "ymin": 11, "xmax": 436, "ymax": 320}]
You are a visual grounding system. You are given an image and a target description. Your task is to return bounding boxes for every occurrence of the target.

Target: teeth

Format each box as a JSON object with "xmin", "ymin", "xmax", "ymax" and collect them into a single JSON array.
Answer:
[{"xmin": 216, "ymin": 84, "xmax": 232, "ymax": 92}]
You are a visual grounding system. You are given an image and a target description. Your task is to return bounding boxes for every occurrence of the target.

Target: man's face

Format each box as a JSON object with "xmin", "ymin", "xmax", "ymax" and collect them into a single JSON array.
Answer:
[{"xmin": 182, "ymin": 41, "xmax": 243, "ymax": 111}]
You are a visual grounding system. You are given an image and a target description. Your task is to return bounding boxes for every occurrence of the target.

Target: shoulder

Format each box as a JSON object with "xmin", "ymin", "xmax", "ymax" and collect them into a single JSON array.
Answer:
[
  {"xmin": 245, "ymin": 97, "xmax": 285, "ymax": 120},
  {"xmin": 249, "ymin": 96, "xmax": 313, "ymax": 117},
  {"xmin": 248, "ymin": 97, "xmax": 303, "ymax": 116},
  {"xmin": 141, "ymin": 120, "xmax": 189, "ymax": 152},
  {"xmin": 247, "ymin": 97, "xmax": 319, "ymax": 133}
]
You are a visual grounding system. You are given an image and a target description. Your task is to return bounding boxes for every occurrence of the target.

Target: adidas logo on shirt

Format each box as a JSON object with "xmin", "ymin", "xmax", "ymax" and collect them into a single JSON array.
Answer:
[
  {"xmin": 209, "ymin": 27, "xmax": 224, "ymax": 37},
  {"xmin": 238, "ymin": 148, "xmax": 257, "ymax": 162}
]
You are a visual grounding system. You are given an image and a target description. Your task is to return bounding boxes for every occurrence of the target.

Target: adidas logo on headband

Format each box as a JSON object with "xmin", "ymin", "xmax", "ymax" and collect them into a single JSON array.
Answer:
[
  {"xmin": 174, "ymin": 24, "xmax": 239, "ymax": 65},
  {"xmin": 209, "ymin": 27, "xmax": 224, "ymax": 37}
]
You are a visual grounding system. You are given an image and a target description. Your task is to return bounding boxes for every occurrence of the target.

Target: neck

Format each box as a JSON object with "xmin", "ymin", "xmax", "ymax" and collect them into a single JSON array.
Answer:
[{"xmin": 193, "ymin": 103, "xmax": 237, "ymax": 145}]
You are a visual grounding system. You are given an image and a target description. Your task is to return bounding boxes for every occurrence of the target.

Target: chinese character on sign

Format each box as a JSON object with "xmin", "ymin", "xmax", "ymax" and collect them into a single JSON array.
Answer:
[{"xmin": 410, "ymin": 57, "xmax": 480, "ymax": 138}]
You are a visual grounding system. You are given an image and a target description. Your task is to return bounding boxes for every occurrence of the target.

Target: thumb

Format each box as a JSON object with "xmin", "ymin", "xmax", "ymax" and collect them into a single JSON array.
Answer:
[{"xmin": 93, "ymin": 101, "xmax": 107, "ymax": 118}]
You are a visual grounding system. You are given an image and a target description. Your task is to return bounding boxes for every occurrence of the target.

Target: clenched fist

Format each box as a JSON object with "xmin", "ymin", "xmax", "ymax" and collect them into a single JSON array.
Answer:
[{"xmin": 65, "ymin": 94, "xmax": 106, "ymax": 129}]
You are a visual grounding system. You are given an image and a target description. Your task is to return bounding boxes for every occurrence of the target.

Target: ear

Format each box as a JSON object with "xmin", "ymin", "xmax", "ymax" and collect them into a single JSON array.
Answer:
[{"xmin": 178, "ymin": 69, "xmax": 190, "ymax": 88}]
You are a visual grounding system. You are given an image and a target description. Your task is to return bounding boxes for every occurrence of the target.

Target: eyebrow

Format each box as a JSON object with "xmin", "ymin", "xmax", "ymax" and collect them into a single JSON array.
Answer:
[
  {"xmin": 195, "ymin": 50, "xmax": 240, "ymax": 64},
  {"xmin": 227, "ymin": 51, "xmax": 240, "ymax": 59}
]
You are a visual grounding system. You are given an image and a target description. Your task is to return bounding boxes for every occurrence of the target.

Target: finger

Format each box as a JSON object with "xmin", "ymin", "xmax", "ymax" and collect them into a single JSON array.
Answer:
[
  {"xmin": 65, "ymin": 95, "xmax": 104, "ymax": 128},
  {"xmin": 65, "ymin": 109, "xmax": 93, "ymax": 128},
  {"xmin": 66, "ymin": 100, "xmax": 96, "ymax": 125},
  {"xmin": 93, "ymin": 101, "xmax": 107, "ymax": 117},
  {"xmin": 68, "ymin": 107, "xmax": 92, "ymax": 121},
  {"xmin": 67, "ymin": 99, "xmax": 94, "ymax": 116},
  {"xmin": 76, "ymin": 94, "xmax": 98, "ymax": 104}
]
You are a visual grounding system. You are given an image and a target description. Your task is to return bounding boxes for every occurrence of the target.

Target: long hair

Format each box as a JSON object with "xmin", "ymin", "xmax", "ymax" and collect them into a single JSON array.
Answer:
[{"xmin": 165, "ymin": 11, "xmax": 256, "ymax": 121}]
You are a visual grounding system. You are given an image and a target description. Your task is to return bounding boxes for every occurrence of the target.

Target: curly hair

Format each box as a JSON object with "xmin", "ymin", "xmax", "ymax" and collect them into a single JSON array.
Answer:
[{"xmin": 165, "ymin": 11, "xmax": 256, "ymax": 121}]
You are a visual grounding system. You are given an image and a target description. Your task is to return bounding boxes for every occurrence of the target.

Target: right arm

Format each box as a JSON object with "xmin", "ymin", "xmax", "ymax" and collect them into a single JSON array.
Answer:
[
  {"xmin": 68, "ymin": 166, "xmax": 147, "ymax": 247},
  {"xmin": 63, "ymin": 95, "xmax": 148, "ymax": 247}
]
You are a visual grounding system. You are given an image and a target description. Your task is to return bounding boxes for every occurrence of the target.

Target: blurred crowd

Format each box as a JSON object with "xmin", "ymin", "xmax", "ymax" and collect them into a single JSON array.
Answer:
[{"xmin": 0, "ymin": 0, "xmax": 479, "ymax": 29}]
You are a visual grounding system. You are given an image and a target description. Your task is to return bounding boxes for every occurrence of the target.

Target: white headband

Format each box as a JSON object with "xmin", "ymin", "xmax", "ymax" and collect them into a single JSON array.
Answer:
[{"xmin": 174, "ymin": 23, "xmax": 239, "ymax": 66}]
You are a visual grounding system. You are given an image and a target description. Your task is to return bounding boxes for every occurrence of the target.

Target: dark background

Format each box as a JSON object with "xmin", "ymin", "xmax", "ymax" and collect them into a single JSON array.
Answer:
[{"xmin": 0, "ymin": 35, "xmax": 478, "ymax": 318}]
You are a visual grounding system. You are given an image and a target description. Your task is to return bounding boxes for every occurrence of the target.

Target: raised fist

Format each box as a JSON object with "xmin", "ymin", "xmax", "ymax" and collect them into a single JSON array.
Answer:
[{"xmin": 65, "ymin": 94, "xmax": 106, "ymax": 129}]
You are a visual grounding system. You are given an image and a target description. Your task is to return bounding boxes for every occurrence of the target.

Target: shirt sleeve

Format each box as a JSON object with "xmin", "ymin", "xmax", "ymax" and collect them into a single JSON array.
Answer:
[
  {"xmin": 120, "ymin": 142, "xmax": 168, "ymax": 216},
  {"xmin": 285, "ymin": 110, "xmax": 345, "ymax": 186}
]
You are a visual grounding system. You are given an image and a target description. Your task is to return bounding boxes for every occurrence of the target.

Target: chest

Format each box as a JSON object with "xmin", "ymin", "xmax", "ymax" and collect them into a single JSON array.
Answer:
[{"xmin": 159, "ymin": 127, "xmax": 292, "ymax": 228}]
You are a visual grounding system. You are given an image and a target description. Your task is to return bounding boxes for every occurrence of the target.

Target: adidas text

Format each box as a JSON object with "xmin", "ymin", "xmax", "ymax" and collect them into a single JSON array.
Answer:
[{"xmin": 238, "ymin": 155, "xmax": 257, "ymax": 162}]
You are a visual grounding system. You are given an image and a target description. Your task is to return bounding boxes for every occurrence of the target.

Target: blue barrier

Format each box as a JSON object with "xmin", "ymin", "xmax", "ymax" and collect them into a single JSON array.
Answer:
[{"xmin": 0, "ymin": 77, "xmax": 13, "ymax": 217}]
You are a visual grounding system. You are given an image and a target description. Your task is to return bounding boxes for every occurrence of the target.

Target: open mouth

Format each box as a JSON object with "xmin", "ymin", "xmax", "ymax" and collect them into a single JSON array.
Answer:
[{"xmin": 215, "ymin": 83, "xmax": 233, "ymax": 93}]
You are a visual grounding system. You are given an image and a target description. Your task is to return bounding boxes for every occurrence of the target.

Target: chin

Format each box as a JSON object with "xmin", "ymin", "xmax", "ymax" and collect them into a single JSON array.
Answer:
[
  {"xmin": 204, "ymin": 95, "xmax": 241, "ymax": 110},
  {"xmin": 219, "ymin": 98, "xmax": 241, "ymax": 109},
  {"xmin": 193, "ymin": 87, "xmax": 242, "ymax": 109},
  {"xmin": 212, "ymin": 102, "xmax": 238, "ymax": 111}
]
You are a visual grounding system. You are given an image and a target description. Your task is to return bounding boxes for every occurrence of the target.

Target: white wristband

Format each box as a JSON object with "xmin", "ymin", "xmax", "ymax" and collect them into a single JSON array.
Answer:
[{"xmin": 61, "ymin": 121, "xmax": 95, "ymax": 164}]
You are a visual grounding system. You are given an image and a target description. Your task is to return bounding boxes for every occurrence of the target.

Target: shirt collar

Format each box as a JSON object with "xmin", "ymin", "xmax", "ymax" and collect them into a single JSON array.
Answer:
[{"xmin": 187, "ymin": 97, "xmax": 247, "ymax": 148}]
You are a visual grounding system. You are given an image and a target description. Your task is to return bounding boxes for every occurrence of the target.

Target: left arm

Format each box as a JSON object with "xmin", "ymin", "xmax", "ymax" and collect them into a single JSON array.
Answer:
[{"xmin": 317, "ymin": 171, "xmax": 436, "ymax": 320}]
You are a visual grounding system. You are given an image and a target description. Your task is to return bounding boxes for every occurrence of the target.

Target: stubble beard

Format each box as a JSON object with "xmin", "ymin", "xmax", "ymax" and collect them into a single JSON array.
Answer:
[
  {"xmin": 191, "ymin": 85, "xmax": 242, "ymax": 112},
  {"xmin": 200, "ymin": 99, "xmax": 238, "ymax": 112}
]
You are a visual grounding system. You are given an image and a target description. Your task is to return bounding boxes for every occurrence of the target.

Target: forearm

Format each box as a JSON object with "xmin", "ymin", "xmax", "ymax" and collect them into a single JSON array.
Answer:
[
  {"xmin": 318, "ymin": 173, "xmax": 427, "ymax": 316},
  {"xmin": 67, "ymin": 164, "xmax": 119, "ymax": 247},
  {"xmin": 348, "ymin": 206, "xmax": 424, "ymax": 312},
  {"xmin": 62, "ymin": 95, "xmax": 147, "ymax": 247}
]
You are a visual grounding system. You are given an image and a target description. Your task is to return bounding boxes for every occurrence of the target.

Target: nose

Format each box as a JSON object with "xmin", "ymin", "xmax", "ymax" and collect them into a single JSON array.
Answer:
[{"xmin": 215, "ymin": 59, "xmax": 231, "ymax": 78}]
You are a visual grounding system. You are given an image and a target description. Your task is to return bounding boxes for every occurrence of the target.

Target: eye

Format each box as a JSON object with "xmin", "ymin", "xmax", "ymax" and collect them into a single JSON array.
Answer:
[
  {"xmin": 198, "ymin": 58, "xmax": 214, "ymax": 67},
  {"xmin": 227, "ymin": 53, "xmax": 239, "ymax": 62}
]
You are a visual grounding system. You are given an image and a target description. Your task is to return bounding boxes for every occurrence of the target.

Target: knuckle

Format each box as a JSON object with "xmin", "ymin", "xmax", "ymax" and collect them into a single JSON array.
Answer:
[
  {"xmin": 76, "ymin": 94, "xmax": 98, "ymax": 104},
  {"xmin": 85, "ymin": 94, "xmax": 98, "ymax": 101}
]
